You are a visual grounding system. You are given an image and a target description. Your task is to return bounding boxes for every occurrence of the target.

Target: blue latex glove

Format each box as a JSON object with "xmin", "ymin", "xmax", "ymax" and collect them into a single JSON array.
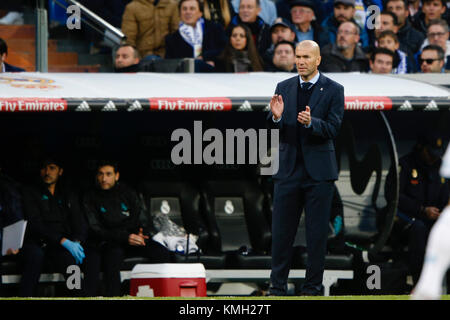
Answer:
[
  {"xmin": 62, "ymin": 239, "xmax": 85, "ymax": 265},
  {"xmin": 333, "ymin": 216, "xmax": 343, "ymax": 235}
]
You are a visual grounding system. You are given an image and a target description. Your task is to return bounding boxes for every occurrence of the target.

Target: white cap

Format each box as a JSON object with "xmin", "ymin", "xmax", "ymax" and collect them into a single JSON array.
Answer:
[{"xmin": 440, "ymin": 144, "xmax": 450, "ymax": 178}]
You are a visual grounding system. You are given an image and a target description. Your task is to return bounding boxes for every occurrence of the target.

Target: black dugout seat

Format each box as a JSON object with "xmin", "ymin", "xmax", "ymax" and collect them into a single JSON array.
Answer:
[
  {"xmin": 201, "ymin": 179, "xmax": 272, "ymax": 268},
  {"xmin": 137, "ymin": 179, "xmax": 226, "ymax": 269}
]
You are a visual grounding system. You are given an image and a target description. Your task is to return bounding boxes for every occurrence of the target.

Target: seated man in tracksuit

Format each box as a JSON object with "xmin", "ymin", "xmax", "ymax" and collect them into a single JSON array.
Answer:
[
  {"xmin": 82, "ymin": 160, "xmax": 170, "ymax": 297},
  {"xmin": 385, "ymin": 132, "xmax": 449, "ymax": 285},
  {"xmin": 19, "ymin": 157, "xmax": 86, "ymax": 297}
]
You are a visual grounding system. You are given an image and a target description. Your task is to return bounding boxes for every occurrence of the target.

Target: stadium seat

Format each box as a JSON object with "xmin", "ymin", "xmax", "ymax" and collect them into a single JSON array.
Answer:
[
  {"xmin": 200, "ymin": 179, "xmax": 272, "ymax": 269},
  {"xmin": 138, "ymin": 179, "xmax": 226, "ymax": 269}
]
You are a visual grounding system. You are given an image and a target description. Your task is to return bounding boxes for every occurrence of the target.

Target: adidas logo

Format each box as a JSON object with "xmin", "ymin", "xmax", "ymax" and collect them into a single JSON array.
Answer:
[
  {"xmin": 424, "ymin": 100, "xmax": 438, "ymax": 111},
  {"xmin": 128, "ymin": 100, "xmax": 143, "ymax": 112},
  {"xmin": 75, "ymin": 101, "xmax": 91, "ymax": 112},
  {"xmin": 237, "ymin": 100, "xmax": 252, "ymax": 111},
  {"xmin": 102, "ymin": 101, "xmax": 117, "ymax": 112},
  {"xmin": 398, "ymin": 100, "xmax": 412, "ymax": 111}
]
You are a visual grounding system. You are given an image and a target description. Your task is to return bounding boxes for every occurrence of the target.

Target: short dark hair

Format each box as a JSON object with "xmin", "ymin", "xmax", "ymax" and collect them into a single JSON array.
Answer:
[
  {"xmin": 422, "ymin": 0, "xmax": 446, "ymax": 7},
  {"xmin": 385, "ymin": 0, "xmax": 408, "ymax": 10},
  {"xmin": 422, "ymin": 44, "xmax": 446, "ymax": 60},
  {"xmin": 0, "ymin": 38, "xmax": 8, "ymax": 56},
  {"xmin": 96, "ymin": 160, "xmax": 119, "ymax": 173},
  {"xmin": 274, "ymin": 40, "xmax": 296, "ymax": 53},
  {"xmin": 377, "ymin": 30, "xmax": 399, "ymax": 43},
  {"xmin": 178, "ymin": 0, "xmax": 204, "ymax": 12},
  {"xmin": 370, "ymin": 47, "xmax": 395, "ymax": 62},
  {"xmin": 381, "ymin": 10, "xmax": 398, "ymax": 26},
  {"xmin": 117, "ymin": 44, "xmax": 140, "ymax": 59}
]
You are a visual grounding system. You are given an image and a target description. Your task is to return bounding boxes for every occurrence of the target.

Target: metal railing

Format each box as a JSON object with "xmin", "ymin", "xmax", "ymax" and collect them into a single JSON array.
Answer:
[{"xmin": 35, "ymin": 0, "xmax": 126, "ymax": 72}]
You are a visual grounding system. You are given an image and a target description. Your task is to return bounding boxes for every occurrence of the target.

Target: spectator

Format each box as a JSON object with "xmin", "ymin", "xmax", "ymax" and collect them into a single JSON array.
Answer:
[
  {"xmin": 19, "ymin": 157, "xmax": 86, "ymax": 297},
  {"xmin": 121, "ymin": 0, "xmax": 179, "ymax": 60},
  {"xmin": 412, "ymin": 0, "xmax": 447, "ymax": 36},
  {"xmin": 202, "ymin": 0, "xmax": 235, "ymax": 28},
  {"xmin": 83, "ymin": 161, "xmax": 170, "ymax": 297},
  {"xmin": 216, "ymin": 23, "xmax": 264, "ymax": 72},
  {"xmin": 374, "ymin": 11, "xmax": 399, "ymax": 39},
  {"xmin": 0, "ymin": 38, "xmax": 25, "ymax": 72},
  {"xmin": 289, "ymin": 0, "xmax": 329, "ymax": 47},
  {"xmin": 320, "ymin": 20, "xmax": 369, "ymax": 72},
  {"xmin": 165, "ymin": 0, "xmax": 227, "ymax": 72},
  {"xmin": 227, "ymin": 0, "xmax": 272, "ymax": 55},
  {"xmin": 420, "ymin": 19, "xmax": 450, "ymax": 70},
  {"xmin": 385, "ymin": 0, "xmax": 426, "ymax": 55},
  {"xmin": 369, "ymin": 47, "xmax": 395, "ymax": 73},
  {"xmin": 408, "ymin": 0, "xmax": 422, "ymax": 17},
  {"xmin": 377, "ymin": 30, "xmax": 416, "ymax": 73},
  {"xmin": 276, "ymin": 0, "xmax": 329, "ymax": 24},
  {"xmin": 265, "ymin": 40, "xmax": 297, "ymax": 71},
  {"xmin": 419, "ymin": 44, "xmax": 446, "ymax": 72},
  {"xmin": 385, "ymin": 131, "xmax": 449, "ymax": 285},
  {"xmin": 321, "ymin": 0, "xmax": 370, "ymax": 49},
  {"xmin": 262, "ymin": 17, "xmax": 297, "ymax": 67},
  {"xmin": 231, "ymin": 0, "xmax": 277, "ymax": 24},
  {"xmin": 114, "ymin": 44, "xmax": 141, "ymax": 72}
]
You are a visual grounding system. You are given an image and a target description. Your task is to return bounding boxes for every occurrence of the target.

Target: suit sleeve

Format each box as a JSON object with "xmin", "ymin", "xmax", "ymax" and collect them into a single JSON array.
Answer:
[{"xmin": 308, "ymin": 83, "xmax": 344, "ymax": 139}]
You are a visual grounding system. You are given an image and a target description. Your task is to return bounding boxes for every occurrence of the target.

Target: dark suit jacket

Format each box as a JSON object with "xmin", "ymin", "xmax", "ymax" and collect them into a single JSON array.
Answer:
[
  {"xmin": 165, "ymin": 19, "xmax": 227, "ymax": 62},
  {"xmin": 267, "ymin": 73, "xmax": 345, "ymax": 181},
  {"xmin": 4, "ymin": 62, "xmax": 25, "ymax": 72}
]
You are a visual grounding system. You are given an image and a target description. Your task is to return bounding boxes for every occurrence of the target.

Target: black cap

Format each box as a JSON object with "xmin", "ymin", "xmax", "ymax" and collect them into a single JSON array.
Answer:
[
  {"xmin": 419, "ymin": 132, "xmax": 445, "ymax": 158},
  {"xmin": 290, "ymin": 0, "xmax": 315, "ymax": 10},
  {"xmin": 270, "ymin": 17, "xmax": 296, "ymax": 33}
]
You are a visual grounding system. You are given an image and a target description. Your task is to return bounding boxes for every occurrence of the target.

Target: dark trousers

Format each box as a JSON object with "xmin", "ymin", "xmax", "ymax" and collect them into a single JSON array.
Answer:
[
  {"xmin": 270, "ymin": 162, "xmax": 334, "ymax": 295},
  {"xmin": 18, "ymin": 242, "xmax": 78, "ymax": 297},
  {"xmin": 83, "ymin": 240, "xmax": 170, "ymax": 297},
  {"xmin": 408, "ymin": 219, "xmax": 432, "ymax": 284}
]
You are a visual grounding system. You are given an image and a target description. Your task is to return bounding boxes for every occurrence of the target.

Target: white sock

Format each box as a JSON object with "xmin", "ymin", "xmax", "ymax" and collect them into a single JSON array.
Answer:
[{"xmin": 411, "ymin": 206, "xmax": 450, "ymax": 299}]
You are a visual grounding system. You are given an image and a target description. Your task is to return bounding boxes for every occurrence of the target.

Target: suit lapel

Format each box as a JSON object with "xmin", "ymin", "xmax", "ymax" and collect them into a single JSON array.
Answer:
[
  {"xmin": 285, "ymin": 76, "xmax": 299, "ymax": 123},
  {"xmin": 308, "ymin": 74, "xmax": 327, "ymax": 115}
]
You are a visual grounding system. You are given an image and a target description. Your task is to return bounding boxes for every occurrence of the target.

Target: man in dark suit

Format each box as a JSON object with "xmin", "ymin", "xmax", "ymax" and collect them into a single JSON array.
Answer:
[
  {"xmin": 267, "ymin": 40, "xmax": 345, "ymax": 296},
  {"xmin": 0, "ymin": 38, "xmax": 25, "ymax": 72}
]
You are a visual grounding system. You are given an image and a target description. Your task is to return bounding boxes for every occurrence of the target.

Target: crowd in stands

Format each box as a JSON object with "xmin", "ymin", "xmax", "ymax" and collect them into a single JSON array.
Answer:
[
  {"xmin": 112, "ymin": 0, "xmax": 450, "ymax": 74},
  {"xmin": 0, "ymin": 0, "xmax": 449, "ymax": 74}
]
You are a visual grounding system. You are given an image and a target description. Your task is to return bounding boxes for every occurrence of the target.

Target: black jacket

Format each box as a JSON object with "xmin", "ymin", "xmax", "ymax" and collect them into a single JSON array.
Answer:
[
  {"xmin": 385, "ymin": 150, "xmax": 449, "ymax": 221},
  {"xmin": 83, "ymin": 183, "xmax": 146, "ymax": 245},
  {"xmin": 3, "ymin": 62, "xmax": 25, "ymax": 72},
  {"xmin": 23, "ymin": 183, "xmax": 85, "ymax": 246},
  {"xmin": 165, "ymin": 19, "xmax": 227, "ymax": 62},
  {"xmin": 319, "ymin": 43, "xmax": 369, "ymax": 72},
  {"xmin": 398, "ymin": 19, "xmax": 426, "ymax": 55}
]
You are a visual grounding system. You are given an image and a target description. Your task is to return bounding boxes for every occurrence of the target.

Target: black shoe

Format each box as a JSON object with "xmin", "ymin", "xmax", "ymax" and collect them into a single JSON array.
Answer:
[{"xmin": 299, "ymin": 285, "xmax": 324, "ymax": 296}]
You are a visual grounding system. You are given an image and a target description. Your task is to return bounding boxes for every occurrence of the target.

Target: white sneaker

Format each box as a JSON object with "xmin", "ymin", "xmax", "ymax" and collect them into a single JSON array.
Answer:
[{"xmin": 0, "ymin": 12, "xmax": 24, "ymax": 25}]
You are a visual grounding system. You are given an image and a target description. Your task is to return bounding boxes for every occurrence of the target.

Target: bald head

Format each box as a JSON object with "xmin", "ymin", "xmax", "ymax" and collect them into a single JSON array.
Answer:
[
  {"xmin": 296, "ymin": 40, "xmax": 321, "ymax": 57},
  {"xmin": 295, "ymin": 40, "xmax": 321, "ymax": 81}
]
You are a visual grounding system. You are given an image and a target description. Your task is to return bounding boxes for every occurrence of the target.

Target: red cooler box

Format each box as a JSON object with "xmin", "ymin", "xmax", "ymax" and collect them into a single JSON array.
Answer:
[{"xmin": 129, "ymin": 263, "xmax": 207, "ymax": 297}]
